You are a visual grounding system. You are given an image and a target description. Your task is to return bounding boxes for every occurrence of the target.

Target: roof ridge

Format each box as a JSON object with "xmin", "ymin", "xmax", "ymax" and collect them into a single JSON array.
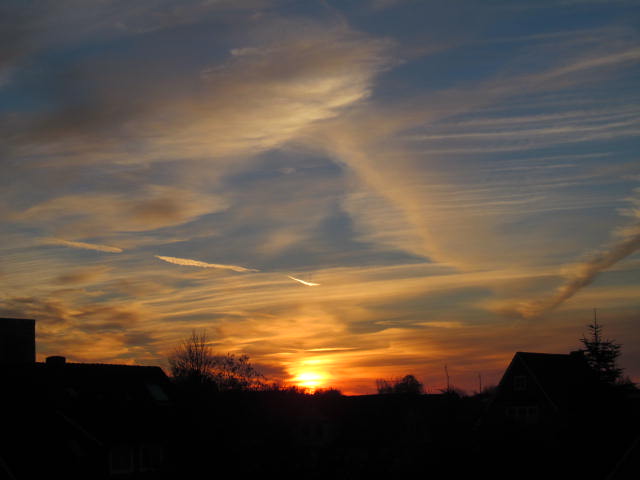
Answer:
[
  {"xmin": 516, "ymin": 351, "xmax": 570, "ymax": 357},
  {"xmin": 36, "ymin": 361, "xmax": 160, "ymax": 368}
]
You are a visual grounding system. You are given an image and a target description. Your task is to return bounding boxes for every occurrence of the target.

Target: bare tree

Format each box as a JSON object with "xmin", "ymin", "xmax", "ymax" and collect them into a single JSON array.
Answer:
[
  {"xmin": 168, "ymin": 330, "xmax": 264, "ymax": 391},
  {"xmin": 208, "ymin": 352, "xmax": 264, "ymax": 391},
  {"xmin": 168, "ymin": 330, "xmax": 216, "ymax": 385}
]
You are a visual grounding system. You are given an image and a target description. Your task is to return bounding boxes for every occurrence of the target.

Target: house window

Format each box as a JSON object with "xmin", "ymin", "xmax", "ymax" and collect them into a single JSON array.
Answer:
[
  {"xmin": 505, "ymin": 405, "xmax": 540, "ymax": 424},
  {"xmin": 109, "ymin": 444, "xmax": 134, "ymax": 475},
  {"xmin": 514, "ymin": 375, "xmax": 527, "ymax": 391},
  {"xmin": 145, "ymin": 383, "xmax": 170, "ymax": 404},
  {"xmin": 139, "ymin": 443, "xmax": 163, "ymax": 471}
]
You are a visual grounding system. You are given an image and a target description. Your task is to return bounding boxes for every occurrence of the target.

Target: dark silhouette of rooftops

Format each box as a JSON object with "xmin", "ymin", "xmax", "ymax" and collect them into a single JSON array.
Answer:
[
  {"xmin": 1, "ymin": 348, "xmax": 174, "ymax": 479},
  {"xmin": 0, "ymin": 318, "xmax": 35, "ymax": 365},
  {"xmin": 1, "ymin": 318, "xmax": 638, "ymax": 479}
]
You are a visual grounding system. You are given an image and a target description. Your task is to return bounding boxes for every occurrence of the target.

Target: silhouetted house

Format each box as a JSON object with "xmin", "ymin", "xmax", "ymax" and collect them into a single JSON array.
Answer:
[
  {"xmin": 483, "ymin": 351, "xmax": 599, "ymax": 430},
  {"xmin": 469, "ymin": 351, "xmax": 605, "ymax": 479},
  {"xmin": 0, "ymin": 318, "xmax": 35, "ymax": 364},
  {"xmin": 0, "ymin": 319, "xmax": 174, "ymax": 479},
  {"xmin": 1, "ymin": 356, "xmax": 174, "ymax": 479},
  {"xmin": 607, "ymin": 433, "xmax": 640, "ymax": 480}
]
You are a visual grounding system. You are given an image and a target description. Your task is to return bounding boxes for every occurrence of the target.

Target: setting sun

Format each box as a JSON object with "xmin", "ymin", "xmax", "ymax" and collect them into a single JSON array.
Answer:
[
  {"xmin": 292, "ymin": 372, "xmax": 326, "ymax": 391},
  {"xmin": 0, "ymin": 0, "xmax": 638, "ymax": 477}
]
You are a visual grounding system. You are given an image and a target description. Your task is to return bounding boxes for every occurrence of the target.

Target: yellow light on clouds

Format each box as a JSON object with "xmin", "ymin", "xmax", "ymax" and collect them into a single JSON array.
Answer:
[{"xmin": 292, "ymin": 371, "xmax": 327, "ymax": 391}]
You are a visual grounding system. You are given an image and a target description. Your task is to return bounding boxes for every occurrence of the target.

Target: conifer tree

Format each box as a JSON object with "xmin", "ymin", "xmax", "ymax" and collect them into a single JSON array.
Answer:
[{"xmin": 580, "ymin": 313, "xmax": 623, "ymax": 385}]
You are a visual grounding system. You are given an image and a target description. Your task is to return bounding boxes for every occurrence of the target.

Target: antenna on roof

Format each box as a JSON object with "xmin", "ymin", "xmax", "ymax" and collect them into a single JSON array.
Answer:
[
  {"xmin": 444, "ymin": 364, "xmax": 450, "ymax": 392},
  {"xmin": 591, "ymin": 307, "xmax": 603, "ymax": 345}
]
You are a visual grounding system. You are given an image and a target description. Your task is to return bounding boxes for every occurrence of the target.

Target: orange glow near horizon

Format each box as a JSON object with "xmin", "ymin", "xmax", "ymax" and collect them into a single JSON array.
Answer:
[{"xmin": 292, "ymin": 371, "xmax": 327, "ymax": 391}]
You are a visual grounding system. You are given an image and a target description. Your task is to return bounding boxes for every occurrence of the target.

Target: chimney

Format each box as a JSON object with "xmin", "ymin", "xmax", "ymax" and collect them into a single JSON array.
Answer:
[{"xmin": 0, "ymin": 318, "xmax": 36, "ymax": 365}]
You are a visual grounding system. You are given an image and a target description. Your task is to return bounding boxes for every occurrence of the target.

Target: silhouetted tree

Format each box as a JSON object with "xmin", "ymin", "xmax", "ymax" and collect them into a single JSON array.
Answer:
[
  {"xmin": 208, "ymin": 352, "xmax": 264, "ymax": 391},
  {"xmin": 376, "ymin": 375, "xmax": 423, "ymax": 394},
  {"xmin": 169, "ymin": 330, "xmax": 216, "ymax": 385},
  {"xmin": 394, "ymin": 374, "xmax": 423, "ymax": 394},
  {"xmin": 313, "ymin": 388, "xmax": 343, "ymax": 398},
  {"xmin": 615, "ymin": 375, "xmax": 638, "ymax": 393},
  {"xmin": 580, "ymin": 318, "xmax": 623, "ymax": 385},
  {"xmin": 168, "ymin": 330, "xmax": 264, "ymax": 390},
  {"xmin": 376, "ymin": 378, "xmax": 394, "ymax": 394}
]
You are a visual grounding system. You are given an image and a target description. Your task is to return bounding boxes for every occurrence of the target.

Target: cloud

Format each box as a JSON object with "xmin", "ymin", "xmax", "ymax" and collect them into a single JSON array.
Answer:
[
  {"xmin": 545, "ymin": 46, "xmax": 640, "ymax": 77},
  {"xmin": 305, "ymin": 347, "xmax": 357, "ymax": 352},
  {"xmin": 369, "ymin": 0, "xmax": 410, "ymax": 10},
  {"xmin": 54, "ymin": 266, "xmax": 111, "ymax": 285},
  {"xmin": 2, "ymin": 1, "xmax": 639, "ymax": 393},
  {"xmin": 0, "ymin": 0, "xmax": 276, "ymax": 76},
  {"xmin": 0, "ymin": 296, "xmax": 70, "ymax": 326},
  {"xmin": 287, "ymin": 275, "xmax": 320, "ymax": 286},
  {"xmin": 42, "ymin": 238, "xmax": 123, "ymax": 253},
  {"xmin": 13, "ymin": 186, "xmax": 227, "ymax": 237},
  {"xmin": 302, "ymin": 29, "xmax": 640, "ymax": 270},
  {"xmin": 155, "ymin": 255, "xmax": 259, "ymax": 272},
  {"xmin": 512, "ymin": 215, "xmax": 640, "ymax": 319},
  {"xmin": 4, "ymin": 16, "xmax": 393, "ymax": 168},
  {"xmin": 0, "ymin": 290, "xmax": 164, "ymax": 364},
  {"xmin": 558, "ymin": 236, "xmax": 639, "ymax": 304}
]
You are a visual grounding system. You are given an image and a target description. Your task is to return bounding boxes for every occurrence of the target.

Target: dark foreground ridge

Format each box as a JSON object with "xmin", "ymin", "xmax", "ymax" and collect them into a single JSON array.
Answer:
[{"xmin": 1, "ymin": 318, "xmax": 638, "ymax": 479}]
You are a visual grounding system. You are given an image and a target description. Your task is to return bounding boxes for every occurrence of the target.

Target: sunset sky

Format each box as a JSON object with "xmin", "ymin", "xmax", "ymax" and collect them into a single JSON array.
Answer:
[{"xmin": 1, "ymin": 0, "xmax": 639, "ymax": 394}]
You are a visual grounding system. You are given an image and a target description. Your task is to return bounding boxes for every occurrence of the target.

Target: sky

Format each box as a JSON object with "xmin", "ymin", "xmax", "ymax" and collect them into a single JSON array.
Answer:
[{"xmin": 1, "ymin": 0, "xmax": 639, "ymax": 394}]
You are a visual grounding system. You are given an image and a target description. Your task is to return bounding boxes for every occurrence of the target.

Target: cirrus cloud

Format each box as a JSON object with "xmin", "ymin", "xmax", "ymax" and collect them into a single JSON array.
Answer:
[
  {"xmin": 155, "ymin": 255, "xmax": 259, "ymax": 272},
  {"xmin": 42, "ymin": 238, "xmax": 123, "ymax": 253}
]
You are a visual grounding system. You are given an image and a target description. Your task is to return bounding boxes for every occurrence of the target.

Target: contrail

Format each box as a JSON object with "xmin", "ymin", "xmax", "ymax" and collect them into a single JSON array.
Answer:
[
  {"xmin": 43, "ymin": 238, "xmax": 123, "ymax": 253},
  {"xmin": 516, "ymin": 229, "xmax": 640, "ymax": 318},
  {"xmin": 155, "ymin": 255, "xmax": 259, "ymax": 272},
  {"xmin": 288, "ymin": 275, "xmax": 320, "ymax": 286}
]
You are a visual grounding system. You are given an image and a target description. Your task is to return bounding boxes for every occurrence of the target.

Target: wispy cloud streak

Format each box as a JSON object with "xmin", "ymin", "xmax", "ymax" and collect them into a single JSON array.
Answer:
[
  {"xmin": 155, "ymin": 255, "xmax": 258, "ymax": 272},
  {"xmin": 510, "ymin": 186, "xmax": 640, "ymax": 318},
  {"xmin": 305, "ymin": 347, "xmax": 356, "ymax": 352},
  {"xmin": 43, "ymin": 238, "xmax": 123, "ymax": 253},
  {"xmin": 288, "ymin": 276, "xmax": 320, "ymax": 286},
  {"xmin": 514, "ymin": 231, "xmax": 640, "ymax": 319}
]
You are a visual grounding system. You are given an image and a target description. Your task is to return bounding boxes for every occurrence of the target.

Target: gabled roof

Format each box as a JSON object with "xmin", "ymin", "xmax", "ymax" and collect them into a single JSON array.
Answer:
[
  {"xmin": 1, "ymin": 360, "xmax": 175, "ymax": 451},
  {"xmin": 0, "ymin": 361, "xmax": 172, "ymax": 408},
  {"xmin": 498, "ymin": 351, "xmax": 597, "ymax": 411},
  {"xmin": 607, "ymin": 434, "xmax": 640, "ymax": 480}
]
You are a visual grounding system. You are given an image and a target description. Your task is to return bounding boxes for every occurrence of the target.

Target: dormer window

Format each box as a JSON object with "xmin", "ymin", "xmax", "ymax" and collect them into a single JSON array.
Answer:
[{"xmin": 514, "ymin": 375, "xmax": 527, "ymax": 391}]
